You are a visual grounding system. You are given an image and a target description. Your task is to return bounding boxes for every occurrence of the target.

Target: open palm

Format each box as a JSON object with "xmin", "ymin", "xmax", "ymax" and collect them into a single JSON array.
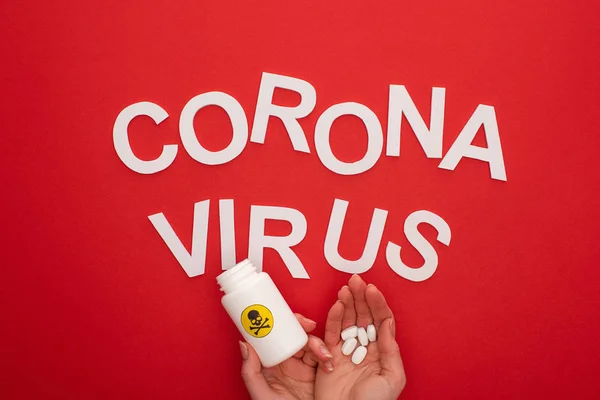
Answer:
[{"xmin": 315, "ymin": 275, "xmax": 406, "ymax": 400}]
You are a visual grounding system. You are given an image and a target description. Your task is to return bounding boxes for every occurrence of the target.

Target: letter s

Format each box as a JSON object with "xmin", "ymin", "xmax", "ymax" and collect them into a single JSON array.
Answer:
[{"xmin": 386, "ymin": 210, "xmax": 451, "ymax": 282}]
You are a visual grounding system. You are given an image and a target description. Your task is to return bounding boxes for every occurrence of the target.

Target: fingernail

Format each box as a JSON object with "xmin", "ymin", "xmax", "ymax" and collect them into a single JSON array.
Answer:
[
  {"xmin": 239, "ymin": 341, "xmax": 248, "ymax": 360},
  {"xmin": 390, "ymin": 318, "xmax": 396, "ymax": 337},
  {"xmin": 367, "ymin": 283, "xmax": 376, "ymax": 289},
  {"xmin": 303, "ymin": 316, "xmax": 316, "ymax": 325},
  {"xmin": 324, "ymin": 360, "xmax": 334, "ymax": 372},
  {"xmin": 320, "ymin": 345, "xmax": 332, "ymax": 358}
]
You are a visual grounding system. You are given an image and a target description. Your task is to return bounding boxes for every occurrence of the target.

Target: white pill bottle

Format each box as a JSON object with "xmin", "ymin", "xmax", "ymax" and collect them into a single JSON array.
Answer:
[{"xmin": 217, "ymin": 259, "xmax": 308, "ymax": 367}]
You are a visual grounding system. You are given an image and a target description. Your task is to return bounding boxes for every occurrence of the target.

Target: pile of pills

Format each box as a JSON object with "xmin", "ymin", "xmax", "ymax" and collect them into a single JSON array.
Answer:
[{"xmin": 341, "ymin": 324, "xmax": 377, "ymax": 364}]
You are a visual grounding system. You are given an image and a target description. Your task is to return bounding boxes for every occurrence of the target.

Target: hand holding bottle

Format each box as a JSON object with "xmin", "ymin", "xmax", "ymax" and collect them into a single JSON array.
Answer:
[{"xmin": 239, "ymin": 313, "xmax": 334, "ymax": 400}]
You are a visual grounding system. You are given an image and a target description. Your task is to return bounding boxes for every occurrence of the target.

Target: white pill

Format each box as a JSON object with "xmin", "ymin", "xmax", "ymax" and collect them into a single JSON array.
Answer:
[
  {"xmin": 351, "ymin": 346, "xmax": 367, "ymax": 364},
  {"xmin": 341, "ymin": 338, "xmax": 358, "ymax": 355},
  {"xmin": 367, "ymin": 324, "xmax": 376, "ymax": 342},
  {"xmin": 341, "ymin": 325, "xmax": 358, "ymax": 340},
  {"xmin": 357, "ymin": 327, "xmax": 368, "ymax": 346}
]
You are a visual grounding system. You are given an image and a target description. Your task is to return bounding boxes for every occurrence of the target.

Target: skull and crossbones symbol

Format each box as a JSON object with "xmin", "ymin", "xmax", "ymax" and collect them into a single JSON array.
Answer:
[{"xmin": 247, "ymin": 309, "xmax": 271, "ymax": 336}]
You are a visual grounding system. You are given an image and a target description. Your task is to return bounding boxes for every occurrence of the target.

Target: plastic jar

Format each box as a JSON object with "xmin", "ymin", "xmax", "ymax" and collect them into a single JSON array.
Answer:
[{"xmin": 217, "ymin": 259, "xmax": 308, "ymax": 367}]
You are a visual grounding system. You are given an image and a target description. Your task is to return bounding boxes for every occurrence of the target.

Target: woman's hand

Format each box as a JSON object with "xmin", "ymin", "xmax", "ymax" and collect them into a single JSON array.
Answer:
[
  {"xmin": 240, "ymin": 314, "xmax": 334, "ymax": 400},
  {"xmin": 315, "ymin": 275, "xmax": 406, "ymax": 400}
]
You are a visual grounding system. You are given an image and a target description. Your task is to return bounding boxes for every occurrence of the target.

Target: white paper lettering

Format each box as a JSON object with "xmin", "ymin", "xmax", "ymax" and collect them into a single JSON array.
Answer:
[
  {"xmin": 386, "ymin": 85, "xmax": 446, "ymax": 158},
  {"xmin": 315, "ymin": 102, "xmax": 383, "ymax": 175},
  {"xmin": 250, "ymin": 72, "xmax": 316, "ymax": 153},
  {"xmin": 180, "ymin": 91, "xmax": 248, "ymax": 165},
  {"xmin": 386, "ymin": 210, "xmax": 451, "ymax": 282},
  {"xmin": 219, "ymin": 199, "xmax": 237, "ymax": 270},
  {"xmin": 248, "ymin": 205, "xmax": 309, "ymax": 278},
  {"xmin": 439, "ymin": 105, "xmax": 507, "ymax": 181},
  {"xmin": 148, "ymin": 200, "xmax": 210, "ymax": 277},
  {"xmin": 113, "ymin": 102, "xmax": 177, "ymax": 174},
  {"xmin": 324, "ymin": 199, "xmax": 388, "ymax": 274}
]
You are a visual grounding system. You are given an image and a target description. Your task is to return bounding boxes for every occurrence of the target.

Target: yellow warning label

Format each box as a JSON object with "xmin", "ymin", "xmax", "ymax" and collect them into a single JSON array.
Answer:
[{"xmin": 241, "ymin": 304, "xmax": 274, "ymax": 338}]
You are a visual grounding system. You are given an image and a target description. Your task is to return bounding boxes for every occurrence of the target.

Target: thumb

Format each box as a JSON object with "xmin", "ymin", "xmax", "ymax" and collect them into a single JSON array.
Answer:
[
  {"xmin": 378, "ymin": 318, "xmax": 406, "ymax": 394},
  {"xmin": 239, "ymin": 341, "xmax": 274, "ymax": 400}
]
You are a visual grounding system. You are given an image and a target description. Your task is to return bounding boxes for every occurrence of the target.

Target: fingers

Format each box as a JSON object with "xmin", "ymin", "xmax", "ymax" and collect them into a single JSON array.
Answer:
[
  {"xmin": 338, "ymin": 286, "xmax": 356, "ymax": 329},
  {"xmin": 295, "ymin": 313, "xmax": 317, "ymax": 333},
  {"xmin": 239, "ymin": 341, "xmax": 274, "ymax": 400},
  {"xmin": 365, "ymin": 284, "xmax": 393, "ymax": 331},
  {"xmin": 292, "ymin": 313, "xmax": 318, "ymax": 359},
  {"xmin": 302, "ymin": 334, "xmax": 334, "ymax": 372},
  {"xmin": 348, "ymin": 274, "xmax": 373, "ymax": 326},
  {"xmin": 324, "ymin": 300, "xmax": 345, "ymax": 347},
  {"xmin": 291, "ymin": 315, "xmax": 335, "ymax": 372},
  {"xmin": 378, "ymin": 318, "xmax": 406, "ymax": 395}
]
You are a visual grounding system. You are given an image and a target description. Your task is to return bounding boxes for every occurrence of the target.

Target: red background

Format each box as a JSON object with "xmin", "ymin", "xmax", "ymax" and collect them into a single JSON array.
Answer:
[{"xmin": 2, "ymin": 1, "xmax": 599, "ymax": 399}]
